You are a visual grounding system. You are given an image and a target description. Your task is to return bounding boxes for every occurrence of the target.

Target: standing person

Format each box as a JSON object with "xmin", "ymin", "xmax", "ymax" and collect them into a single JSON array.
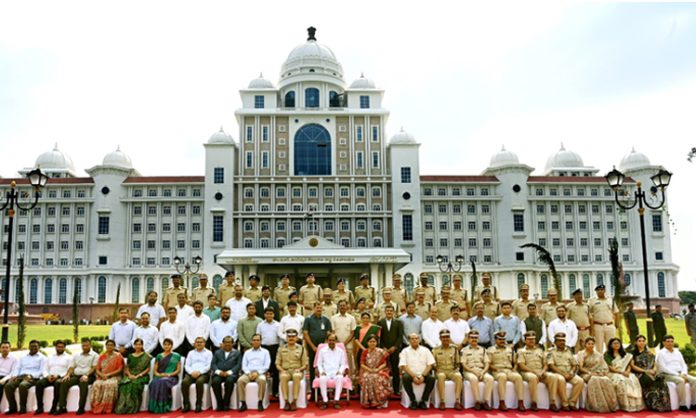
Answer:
[
  {"xmin": 91, "ymin": 340, "xmax": 124, "ymax": 414},
  {"xmin": 546, "ymin": 332, "xmax": 584, "ymax": 411},
  {"xmin": 273, "ymin": 274, "xmax": 295, "ymax": 312},
  {"xmin": 35, "ymin": 340, "xmax": 71, "ymax": 414},
  {"xmin": 352, "ymin": 298, "xmax": 367, "ymax": 323},
  {"xmin": 276, "ymin": 330, "xmax": 308, "ymax": 411},
  {"xmin": 685, "ymin": 304, "xmax": 696, "ymax": 346},
  {"xmin": 210, "ymin": 306, "xmax": 238, "ymax": 351},
  {"xmin": 399, "ymin": 302, "xmax": 422, "ymax": 347},
  {"xmin": 115, "ymin": 338, "xmax": 152, "ymax": 414},
  {"xmin": 589, "ymin": 284, "xmax": 618, "ymax": 353},
  {"xmin": 136, "ymin": 291, "xmax": 166, "ymax": 327},
  {"xmin": 388, "ymin": 274, "xmax": 407, "ymax": 313},
  {"xmin": 651, "ymin": 305, "xmax": 667, "ymax": 348},
  {"xmin": 184, "ymin": 301, "xmax": 211, "ymax": 357},
  {"xmin": 4, "ymin": 340, "xmax": 45, "ymax": 414},
  {"xmin": 237, "ymin": 303, "xmax": 262, "ymax": 352},
  {"xmin": 547, "ymin": 305, "xmax": 578, "ymax": 350},
  {"xmin": 244, "ymin": 274, "xmax": 263, "ymax": 303},
  {"xmin": 422, "ymin": 306, "xmax": 445, "ymax": 349},
  {"xmin": 359, "ymin": 335, "xmax": 392, "ymax": 409},
  {"xmin": 132, "ymin": 312, "xmax": 158, "ymax": 355},
  {"xmin": 373, "ymin": 288, "xmax": 399, "ymax": 321},
  {"xmin": 299, "ymin": 273, "xmax": 323, "ymax": 311},
  {"xmin": 516, "ymin": 331, "xmax": 555, "ymax": 412},
  {"xmin": 203, "ymin": 294, "xmax": 221, "ymax": 322},
  {"xmin": 56, "ymin": 339, "xmax": 97, "ymax": 415},
  {"xmin": 624, "ymin": 302, "xmax": 641, "ymax": 349},
  {"xmin": 225, "ymin": 284, "xmax": 253, "ymax": 322},
  {"xmin": 218, "ymin": 270, "xmax": 237, "ymax": 306},
  {"xmin": 321, "ymin": 288, "xmax": 338, "ymax": 318},
  {"xmin": 631, "ymin": 334, "xmax": 670, "ymax": 412},
  {"xmin": 279, "ymin": 301, "xmax": 305, "ymax": 343},
  {"xmin": 174, "ymin": 293, "xmax": 194, "ymax": 323},
  {"xmin": 511, "ymin": 284, "xmax": 531, "ymax": 321},
  {"xmin": 331, "ymin": 301, "xmax": 356, "ymax": 380},
  {"xmin": 191, "ymin": 273, "xmax": 216, "ymax": 305},
  {"xmin": 283, "ymin": 292, "xmax": 305, "ymax": 316},
  {"xmin": 148, "ymin": 338, "xmax": 182, "ymax": 413},
  {"xmin": 567, "ymin": 289, "xmax": 591, "ymax": 352},
  {"xmin": 444, "ymin": 305, "xmax": 470, "ymax": 349},
  {"xmin": 577, "ymin": 336, "xmax": 618, "ymax": 412},
  {"xmin": 520, "ymin": 303, "xmax": 546, "ymax": 346},
  {"xmin": 210, "ymin": 336, "xmax": 242, "ymax": 411},
  {"xmin": 254, "ymin": 285, "xmax": 280, "ymax": 321},
  {"xmin": 493, "ymin": 302, "xmax": 521, "ymax": 346},
  {"xmin": 316, "ymin": 333, "xmax": 348, "ymax": 410},
  {"xmin": 303, "ymin": 302, "xmax": 332, "ymax": 385},
  {"xmin": 256, "ymin": 307, "xmax": 280, "ymax": 398},
  {"xmin": 540, "ymin": 288, "xmax": 560, "ymax": 331},
  {"xmin": 474, "ymin": 272, "xmax": 498, "ymax": 301},
  {"xmin": 656, "ymin": 334, "xmax": 696, "ymax": 411},
  {"xmin": 399, "ymin": 333, "xmax": 436, "ymax": 410},
  {"xmin": 109, "ymin": 308, "xmax": 136, "ymax": 356},
  {"xmin": 354, "ymin": 274, "xmax": 377, "ymax": 309},
  {"xmin": 0, "ymin": 341, "xmax": 16, "ymax": 409},
  {"xmin": 332, "ymin": 278, "xmax": 355, "ymax": 309},
  {"xmin": 468, "ymin": 302, "xmax": 494, "ymax": 348},
  {"xmin": 450, "ymin": 274, "xmax": 469, "ymax": 319},
  {"xmin": 435, "ymin": 287, "xmax": 457, "ymax": 322},
  {"xmin": 159, "ymin": 307, "xmax": 186, "ymax": 355},
  {"xmin": 181, "ymin": 337, "xmax": 212, "ymax": 413},
  {"xmin": 162, "ymin": 273, "xmax": 187, "ymax": 311},
  {"xmin": 413, "ymin": 289, "xmax": 431, "ymax": 320},
  {"xmin": 432, "ymin": 330, "xmax": 464, "ymax": 410},
  {"xmin": 354, "ymin": 313, "xmax": 381, "ymax": 369},
  {"xmin": 460, "ymin": 330, "xmax": 493, "ymax": 411},
  {"xmin": 480, "ymin": 289, "xmax": 500, "ymax": 321},
  {"xmin": 605, "ymin": 338, "xmax": 644, "ymax": 411},
  {"xmin": 487, "ymin": 331, "xmax": 525, "ymax": 411},
  {"xmin": 238, "ymin": 335, "xmax": 271, "ymax": 411},
  {"xmin": 377, "ymin": 305, "xmax": 403, "ymax": 396},
  {"xmin": 414, "ymin": 273, "xmax": 436, "ymax": 306}
]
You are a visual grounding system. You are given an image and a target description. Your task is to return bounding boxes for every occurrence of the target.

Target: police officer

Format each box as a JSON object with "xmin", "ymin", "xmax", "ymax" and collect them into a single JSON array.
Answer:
[
  {"xmin": 163, "ymin": 273, "xmax": 188, "ymax": 310},
  {"xmin": 276, "ymin": 329, "xmax": 308, "ymax": 411},
  {"xmin": 332, "ymin": 278, "xmax": 354, "ymax": 309},
  {"xmin": 435, "ymin": 287, "xmax": 458, "ymax": 322},
  {"xmin": 540, "ymin": 288, "xmax": 560, "ymax": 336},
  {"xmin": 218, "ymin": 271, "xmax": 236, "ymax": 306},
  {"xmin": 354, "ymin": 274, "xmax": 377, "ymax": 309},
  {"xmin": 481, "ymin": 289, "xmax": 500, "ymax": 321},
  {"xmin": 516, "ymin": 331, "xmax": 556, "ymax": 412},
  {"xmin": 588, "ymin": 284, "xmax": 618, "ymax": 353},
  {"xmin": 432, "ymin": 330, "xmax": 463, "ymax": 410},
  {"xmin": 546, "ymin": 332, "xmax": 584, "ymax": 411},
  {"xmin": 460, "ymin": 330, "xmax": 493, "ymax": 411},
  {"xmin": 566, "ymin": 289, "xmax": 591, "ymax": 352},
  {"xmin": 486, "ymin": 331, "xmax": 525, "ymax": 411},
  {"xmin": 191, "ymin": 273, "xmax": 216, "ymax": 305},
  {"xmin": 373, "ymin": 288, "xmax": 400, "ymax": 321},
  {"xmin": 511, "ymin": 284, "xmax": 531, "ymax": 321},
  {"xmin": 414, "ymin": 272, "xmax": 436, "ymax": 305},
  {"xmin": 299, "ymin": 273, "xmax": 322, "ymax": 311},
  {"xmin": 244, "ymin": 274, "xmax": 262, "ymax": 303},
  {"xmin": 413, "ymin": 289, "xmax": 431, "ymax": 320},
  {"xmin": 450, "ymin": 274, "xmax": 470, "ymax": 319},
  {"xmin": 387, "ymin": 274, "xmax": 407, "ymax": 312},
  {"xmin": 273, "ymin": 274, "xmax": 295, "ymax": 312},
  {"xmin": 474, "ymin": 272, "xmax": 498, "ymax": 301}
]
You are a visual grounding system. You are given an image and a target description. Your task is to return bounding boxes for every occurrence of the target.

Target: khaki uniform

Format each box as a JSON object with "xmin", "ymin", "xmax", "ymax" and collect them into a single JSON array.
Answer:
[
  {"xmin": 298, "ymin": 285, "xmax": 322, "ymax": 310},
  {"xmin": 540, "ymin": 302, "xmax": 559, "ymax": 327},
  {"xmin": 332, "ymin": 290, "xmax": 355, "ymax": 308},
  {"xmin": 273, "ymin": 286, "xmax": 296, "ymax": 310},
  {"xmin": 433, "ymin": 345, "xmax": 462, "ymax": 403},
  {"xmin": 516, "ymin": 346, "xmax": 557, "ymax": 404},
  {"xmin": 244, "ymin": 287, "xmax": 262, "ymax": 303},
  {"xmin": 474, "ymin": 285, "xmax": 498, "ymax": 302},
  {"xmin": 482, "ymin": 301, "xmax": 500, "ymax": 321},
  {"xmin": 414, "ymin": 302, "xmax": 431, "ymax": 320},
  {"xmin": 218, "ymin": 283, "xmax": 236, "ymax": 306},
  {"xmin": 191, "ymin": 286, "xmax": 216, "ymax": 305},
  {"xmin": 460, "ymin": 345, "xmax": 494, "ymax": 403},
  {"xmin": 511, "ymin": 299, "xmax": 531, "ymax": 321},
  {"xmin": 486, "ymin": 345, "xmax": 523, "ymax": 399},
  {"xmin": 373, "ymin": 301, "xmax": 400, "ymax": 322},
  {"xmin": 566, "ymin": 301, "xmax": 591, "ymax": 351},
  {"xmin": 276, "ymin": 343, "xmax": 308, "ymax": 402},
  {"xmin": 163, "ymin": 286, "xmax": 188, "ymax": 309},
  {"xmin": 386, "ymin": 287, "xmax": 407, "ymax": 312},
  {"xmin": 546, "ymin": 347, "xmax": 584, "ymax": 407},
  {"xmin": 321, "ymin": 302, "xmax": 337, "ymax": 318},
  {"xmin": 588, "ymin": 297, "xmax": 618, "ymax": 353},
  {"xmin": 435, "ymin": 300, "xmax": 458, "ymax": 322},
  {"xmin": 354, "ymin": 286, "xmax": 377, "ymax": 308},
  {"xmin": 414, "ymin": 285, "xmax": 436, "ymax": 305}
]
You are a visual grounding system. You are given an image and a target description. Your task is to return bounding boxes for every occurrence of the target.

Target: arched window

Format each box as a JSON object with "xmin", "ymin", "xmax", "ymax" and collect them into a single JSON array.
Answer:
[
  {"xmin": 30, "ymin": 278, "xmax": 38, "ymax": 304},
  {"xmin": 97, "ymin": 276, "xmax": 107, "ymax": 303},
  {"xmin": 540, "ymin": 274, "xmax": 549, "ymax": 298},
  {"xmin": 657, "ymin": 272, "xmax": 666, "ymax": 297},
  {"xmin": 294, "ymin": 124, "xmax": 331, "ymax": 176},
  {"xmin": 213, "ymin": 274, "xmax": 223, "ymax": 289},
  {"xmin": 43, "ymin": 278, "xmax": 53, "ymax": 304},
  {"xmin": 568, "ymin": 274, "xmax": 576, "ymax": 292},
  {"xmin": 131, "ymin": 277, "xmax": 140, "ymax": 303},
  {"xmin": 284, "ymin": 91, "xmax": 295, "ymax": 108},
  {"xmin": 329, "ymin": 91, "xmax": 340, "ymax": 107},
  {"xmin": 191, "ymin": 276, "xmax": 199, "ymax": 289},
  {"xmin": 160, "ymin": 277, "xmax": 169, "ymax": 297},
  {"xmin": 14, "ymin": 278, "xmax": 21, "ymax": 303},
  {"xmin": 596, "ymin": 273, "xmax": 604, "ymax": 287},
  {"xmin": 146, "ymin": 277, "xmax": 155, "ymax": 293},
  {"xmin": 74, "ymin": 278, "xmax": 82, "ymax": 303},
  {"xmin": 305, "ymin": 88, "xmax": 319, "ymax": 108},
  {"xmin": 624, "ymin": 273, "xmax": 632, "ymax": 286},
  {"xmin": 582, "ymin": 274, "xmax": 590, "ymax": 297},
  {"xmin": 58, "ymin": 278, "xmax": 67, "ymax": 304},
  {"xmin": 404, "ymin": 273, "xmax": 414, "ymax": 296},
  {"xmin": 442, "ymin": 274, "xmax": 451, "ymax": 288},
  {"xmin": 516, "ymin": 273, "xmax": 525, "ymax": 296}
]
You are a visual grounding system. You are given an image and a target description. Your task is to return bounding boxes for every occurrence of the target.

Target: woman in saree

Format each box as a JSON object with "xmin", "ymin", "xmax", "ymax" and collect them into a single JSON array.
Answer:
[
  {"xmin": 359, "ymin": 335, "xmax": 392, "ymax": 408},
  {"xmin": 148, "ymin": 338, "xmax": 182, "ymax": 413},
  {"xmin": 577, "ymin": 336, "xmax": 618, "ymax": 413},
  {"xmin": 91, "ymin": 339, "xmax": 124, "ymax": 414},
  {"xmin": 631, "ymin": 334, "xmax": 671, "ymax": 412},
  {"xmin": 605, "ymin": 338, "xmax": 644, "ymax": 411},
  {"xmin": 353, "ymin": 311, "xmax": 381, "ymax": 364},
  {"xmin": 115, "ymin": 338, "xmax": 152, "ymax": 414}
]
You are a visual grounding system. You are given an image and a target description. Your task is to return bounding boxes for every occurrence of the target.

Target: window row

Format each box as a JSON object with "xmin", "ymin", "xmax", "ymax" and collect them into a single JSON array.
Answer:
[
  {"xmin": 131, "ymin": 188, "xmax": 202, "ymax": 198},
  {"xmin": 243, "ymin": 185, "xmax": 386, "ymax": 198},
  {"xmin": 133, "ymin": 205, "xmax": 202, "ymax": 216},
  {"xmin": 423, "ymin": 186, "xmax": 491, "ymax": 197},
  {"xmin": 423, "ymin": 203, "xmax": 492, "ymax": 214},
  {"xmin": 18, "ymin": 206, "xmax": 86, "ymax": 217}
]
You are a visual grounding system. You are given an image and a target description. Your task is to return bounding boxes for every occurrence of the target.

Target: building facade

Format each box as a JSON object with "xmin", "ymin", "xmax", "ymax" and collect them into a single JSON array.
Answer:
[{"xmin": 0, "ymin": 28, "xmax": 679, "ymax": 319}]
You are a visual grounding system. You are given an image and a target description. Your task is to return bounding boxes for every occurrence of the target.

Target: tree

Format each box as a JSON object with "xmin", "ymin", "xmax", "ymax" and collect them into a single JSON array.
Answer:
[
  {"xmin": 609, "ymin": 237, "xmax": 626, "ymax": 339},
  {"xmin": 469, "ymin": 259, "xmax": 477, "ymax": 304},
  {"xmin": 688, "ymin": 147, "xmax": 696, "ymax": 162},
  {"xmin": 679, "ymin": 291, "xmax": 696, "ymax": 306},
  {"xmin": 520, "ymin": 243, "xmax": 562, "ymax": 299},
  {"xmin": 72, "ymin": 279, "xmax": 79, "ymax": 343},
  {"xmin": 16, "ymin": 258, "xmax": 26, "ymax": 349},
  {"xmin": 111, "ymin": 282, "xmax": 121, "ymax": 323}
]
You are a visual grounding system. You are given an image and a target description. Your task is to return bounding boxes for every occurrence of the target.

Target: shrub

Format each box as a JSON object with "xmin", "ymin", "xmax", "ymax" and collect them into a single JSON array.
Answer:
[
  {"xmin": 38, "ymin": 340, "xmax": 49, "ymax": 348},
  {"xmin": 680, "ymin": 343, "xmax": 696, "ymax": 369},
  {"xmin": 91, "ymin": 342, "xmax": 104, "ymax": 353}
]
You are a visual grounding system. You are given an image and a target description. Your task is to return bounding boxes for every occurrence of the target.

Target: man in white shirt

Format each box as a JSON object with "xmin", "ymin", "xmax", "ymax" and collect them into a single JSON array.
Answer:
[
  {"xmin": 547, "ymin": 306, "xmax": 578, "ymax": 349},
  {"xmin": 279, "ymin": 301, "xmax": 304, "ymax": 343},
  {"xmin": 316, "ymin": 333, "xmax": 348, "ymax": 409},
  {"xmin": 0, "ymin": 341, "xmax": 17, "ymax": 407},
  {"xmin": 181, "ymin": 337, "xmax": 213, "ymax": 413},
  {"xmin": 330, "ymin": 301, "xmax": 356, "ymax": 379},
  {"xmin": 132, "ymin": 312, "xmax": 159, "ymax": 355},
  {"xmin": 35, "ymin": 340, "xmax": 71, "ymax": 414},
  {"xmin": 656, "ymin": 334, "xmax": 696, "ymax": 411},
  {"xmin": 56, "ymin": 339, "xmax": 98, "ymax": 415},
  {"xmin": 210, "ymin": 307, "xmax": 238, "ymax": 351},
  {"xmin": 238, "ymin": 334, "xmax": 271, "ymax": 412},
  {"xmin": 443, "ymin": 305, "xmax": 470, "ymax": 349},
  {"xmin": 175, "ymin": 293, "xmax": 194, "ymax": 322},
  {"xmin": 225, "ymin": 284, "xmax": 253, "ymax": 322},
  {"xmin": 256, "ymin": 307, "xmax": 280, "ymax": 398},
  {"xmin": 421, "ymin": 306, "xmax": 445, "ymax": 349},
  {"xmin": 159, "ymin": 307, "xmax": 186, "ymax": 355},
  {"xmin": 136, "ymin": 290, "xmax": 167, "ymax": 327},
  {"xmin": 185, "ymin": 301, "xmax": 211, "ymax": 357},
  {"xmin": 399, "ymin": 333, "xmax": 436, "ymax": 410},
  {"xmin": 109, "ymin": 308, "xmax": 136, "ymax": 356}
]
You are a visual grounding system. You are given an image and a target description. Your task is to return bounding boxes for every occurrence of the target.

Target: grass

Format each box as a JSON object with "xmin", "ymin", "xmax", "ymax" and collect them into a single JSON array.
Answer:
[
  {"xmin": 618, "ymin": 317, "xmax": 690, "ymax": 347},
  {"xmin": 5, "ymin": 325, "xmax": 111, "ymax": 348}
]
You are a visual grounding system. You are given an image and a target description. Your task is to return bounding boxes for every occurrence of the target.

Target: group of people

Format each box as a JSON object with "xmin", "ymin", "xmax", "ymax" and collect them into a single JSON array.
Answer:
[{"xmin": 1, "ymin": 269, "xmax": 693, "ymax": 414}]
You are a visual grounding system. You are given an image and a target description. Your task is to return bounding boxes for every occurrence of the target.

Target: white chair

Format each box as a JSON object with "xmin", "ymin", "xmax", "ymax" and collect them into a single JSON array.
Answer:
[
  {"xmin": 0, "ymin": 386, "xmax": 39, "ymax": 413},
  {"xmin": 400, "ymin": 382, "xmax": 430, "ymax": 408},
  {"xmin": 140, "ymin": 355, "xmax": 185, "ymax": 412},
  {"xmin": 463, "ymin": 380, "xmax": 492, "ymax": 409},
  {"xmin": 231, "ymin": 382, "xmax": 271, "ymax": 410},
  {"xmin": 185, "ymin": 382, "xmax": 211, "ymax": 410},
  {"xmin": 522, "ymin": 381, "xmax": 550, "ymax": 409},
  {"xmin": 278, "ymin": 380, "xmax": 308, "ymax": 409},
  {"xmin": 209, "ymin": 382, "xmax": 236, "ymax": 410},
  {"xmin": 667, "ymin": 381, "xmax": 692, "ymax": 411},
  {"xmin": 432, "ymin": 380, "xmax": 460, "ymax": 408},
  {"xmin": 65, "ymin": 385, "xmax": 93, "ymax": 412},
  {"xmin": 492, "ymin": 381, "xmax": 518, "ymax": 409}
]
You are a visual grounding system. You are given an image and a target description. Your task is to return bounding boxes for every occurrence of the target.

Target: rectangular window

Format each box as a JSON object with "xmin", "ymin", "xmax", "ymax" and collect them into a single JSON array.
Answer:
[
  {"xmin": 402, "ymin": 215, "xmax": 413, "ymax": 241},
  {"xmin": 356, "ymin": 152, "xmax": 364, "ymax": 169},
  {"xmin": 372, "ymin": 151, "xmax": 380, "ymax": 168},
  {"xmin": 400, "ymin": 167, "xmax": 411, "ymax": 183},
  {"xmin": 98, "ymin": 216, "xmax": 109, "ymax": 235},
  {"xmin": 652, "ymin": 214, "xmax": 663, "ymax": 232},
  {"xmin": 655, "ymin": 252, "xmax": 664, "ymax": 261},
  {"xmin": 359, "ymin": 95, "xmax": 370, "ymax": 109},
  {"xmin": 513, "ymin": 213, "xmax": 524, "ymax": 232},
  {"xmin": 254, "ymin": 95, "xmax": 264, "ymax": 108},
  {"xmin": 246, "ymin": 126, "xmax": 253, "ymax": 142},
  {"xmin": 262, "ymin": 126, "xmax": 269, "ymax": 142},
  {"xmin": 246, "ymin": 151, "xmax": 253, "ymax": 168},
  {"xmin": 262, "ymin": 151, "xmax": 270, "ymax": 168},
  {"xmin": 371, "ymin": 126, "xmax": 379, "ymax": 142},
  {"xmin": 213, "ymin": 167, "xmax": 224, "ymax": 184},
  {"xmin": 356, "ymin": 126, "xmax": 364, "ymax": 142},
  {"xmin": 213, "ymin": 216, "xmax": 223, "ymax": 242}
]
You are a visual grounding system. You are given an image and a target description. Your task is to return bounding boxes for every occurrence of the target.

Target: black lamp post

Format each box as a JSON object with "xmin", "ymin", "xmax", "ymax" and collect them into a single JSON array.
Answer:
[
  {"xmin": 604, "ymin": 166, "xmax": 672, "ymax": 346},
  {"xmin": 0, "ymin": 168, "xmax": 48, "ymax": 341},
  {"xmin": 173, "ymin": 255, "xmax": 202, "ymax": 290},
  {"xmin": 435, "ymin": 254, "xmax": 464, "ymax": 287}
]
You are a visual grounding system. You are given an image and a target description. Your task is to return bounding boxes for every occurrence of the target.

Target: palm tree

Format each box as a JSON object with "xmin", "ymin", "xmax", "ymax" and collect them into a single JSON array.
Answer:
[{"xmin": 520, "ymin": 243, "xmax": 561, "ymax": 299}]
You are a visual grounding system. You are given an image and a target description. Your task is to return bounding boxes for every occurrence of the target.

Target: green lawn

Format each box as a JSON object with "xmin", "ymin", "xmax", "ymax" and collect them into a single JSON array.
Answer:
[
  {"xmin": 619, "ymin": 318, "xmax": 690, "ymax": 347},
  {"xmin": 5, "ymin": 325, "xmax": 111, "ymax": 348}
]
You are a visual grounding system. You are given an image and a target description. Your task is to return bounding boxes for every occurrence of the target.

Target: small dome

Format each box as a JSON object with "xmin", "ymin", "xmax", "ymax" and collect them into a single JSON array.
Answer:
[
  {"xmin": 102, "ymin": 146, "xmax": 133, "ymax": 169},
  {"xmin": 248, "ymin": 73, "xmax": 275, "ymax": 89},
  {"xmin": 489, "ymin": 145, "xmax": 519, "ymax": 168},
  {"xmin": 208, "ymin": 126, "xmax": 235, "ymax": 144},
  {"xmin": 619, "ymin": 147, "xmax": 651, "ymax": 171},
  {"xmin": 390, "ymin": 127, "xmax": 416, "ymax": 144},
  {"xmin": 35, "ymin": 144, "xmax": 76, "ymax": 172},
  {"xmin": 350, "ymin": 73, "xmax": 376, "ymax": 89},
  {"xmin": 545, "ymin": 143, "xmax": 584, "ymax": 171},
  {"xmin": 279, "ymin": 27, "xmax": 344, "ymax": 89}
]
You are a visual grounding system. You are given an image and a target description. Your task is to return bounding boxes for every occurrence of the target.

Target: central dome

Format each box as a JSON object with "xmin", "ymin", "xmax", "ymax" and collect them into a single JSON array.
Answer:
[
  {"xmin": 545, "ymin": 144, "xmax": 584, "ymax": 172},
  {"xmin": 102, "ymin": 146, "xmax": 133, "ymax": 169},
  {"xmin": 489, "ymin": 146, "xmax": 519, "ymax": 168},
  {"xmin": 279, "ymin": 27, "xmax": 344, "ymax": 89},
  {"xmin": 35, "ymin": 144, "xmax": 76, "ymax": 173}
]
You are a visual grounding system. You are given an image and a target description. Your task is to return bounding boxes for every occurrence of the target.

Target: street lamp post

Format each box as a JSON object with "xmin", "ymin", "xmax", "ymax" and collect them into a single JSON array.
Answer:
[
  {"xmin": 435, "ymin": 254, "xmax": 465, "ymax": 288},
  {"xmin": 604, "ymin": 166, "xmax": 672, "ymax": 346},
  {"xmin": 173, "ymin": 255, "xmax": 202, "ymax": 290},
  {"xmin": 0, "ymin": 168, "xmax": 48, "ymax": 342}
]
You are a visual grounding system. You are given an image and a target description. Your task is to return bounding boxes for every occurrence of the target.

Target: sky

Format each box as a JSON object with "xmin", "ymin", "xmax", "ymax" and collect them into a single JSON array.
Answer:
[{"xmin": 1, "ymin": 1, "xmax": 695, "ymax": 289}]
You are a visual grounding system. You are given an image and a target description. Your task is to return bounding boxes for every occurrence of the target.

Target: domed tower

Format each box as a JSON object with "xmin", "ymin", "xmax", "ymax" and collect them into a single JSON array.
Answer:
[
  {"xmin": 543, "ymin": 143, "xmax": 598, "ymax": 176},
  {"xmin": 24, "ymin": 144, "xmax": 77, "ymax": 178}
]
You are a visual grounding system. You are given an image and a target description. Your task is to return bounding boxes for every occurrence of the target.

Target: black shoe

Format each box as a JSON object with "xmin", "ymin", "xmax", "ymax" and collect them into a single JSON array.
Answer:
[
  {"xmin": 182, "ymin": 404, "xmax": 190, "ymax": 413},
  {"xmin": 690, "ymin": 405, "xmax": 696, "ymax": 411},
  {"xmin": 408, "ymin": 403, "xmax": 418, "ymax": 410},
  {"xmin": 679, "ymin": 406, "xmax": 689, "ymax": 412},
  {"xmin": 75, "ymin": 409, "xmax": 84, "ymax": 416},
  {"xmin": 258, "ymin": 401, "xmax": 264, "ymax": 412},
  {"xmin": 18, "ymin": 410, "xmax": 26, "ymax": 415},
  {"xmin": 418, "ymin": 401, "xmax": 428, "ymax": 410},
  {"xmin": 238, "ymin": 401, "xmax": 247, "ymax": 412},
  {"xmin": 33, "ymin": 408, "xmax": 43, "ymax": 415},
  {"xmin": 194, "ymin": 405, "xmax": 202, "ymax": 413},
  {"xmin": 5, "ymin": 410, "xmax": 16, "ymax": 416}
]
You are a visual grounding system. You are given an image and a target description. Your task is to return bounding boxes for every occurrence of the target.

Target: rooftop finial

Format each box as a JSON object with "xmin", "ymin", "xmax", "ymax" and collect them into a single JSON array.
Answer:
[
  {"xmin": 258, "ymin": 72, "xmax": 263, "ymax": 78},
  {"xmin": 501, "ymin": 145, "xmax": 506, "ymax": 151},
  {"xmin": 360, "ymin": 72, "xmax": 365, "ymax": 78},
  {"xmin": 400, "ymin": 126, "xmax": 404, "ymax": 132},
  {"xmin": 219, "ymin": 125, "xmax": 224, "ymax": 132},
  {"xmin": 53, "ymin": 142, "xmax": 59, "ymax": 151},
  {"xmin": 307, "ymin": 26, "xmax": 316, "ymax": 41},
  {"xmin": 631, "ymin": 146, "xmax": 636, "ymax": 153},
  {"xmin": 560, "ymin": 142, "xmax": 565, "ymax": 150},
  {"xmin": 116, "ymin": 145, "xmax": 121, "ymax": 151}
]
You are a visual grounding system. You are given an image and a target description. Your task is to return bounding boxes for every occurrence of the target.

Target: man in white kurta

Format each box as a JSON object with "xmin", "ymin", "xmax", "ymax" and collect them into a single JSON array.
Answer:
[
  {"xmin": 421, "ymin": 306, "xmax": 445, "ymax": 349},
  {"xmin": 316, "ymin": 334, "xmax": 348, "ymax": 408},
  {"xmin": 225, "ymin": 284, "xmax": 253, "ymax": 322},
  {"xmin": 547, "ymin": 306, "xmax": 578, "ymax": 349},
  {"xmin": 185, "ymin": 301, "xmax": 211, "ymax": 355},
  {"xmin": 443, "ymin": 305, "xmax": 470, "ymax": 349},
  {"xmin": 159, "ymin": 307, "xmax": 186, "ymax": 353}
]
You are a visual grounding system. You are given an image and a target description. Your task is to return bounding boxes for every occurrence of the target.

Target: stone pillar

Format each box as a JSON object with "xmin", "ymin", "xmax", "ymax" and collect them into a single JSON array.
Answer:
[
  {"xmin": 234, "ymin": 264, "xmax": 243, "ymax": 285},
  {"xmin": 385, "ymin": 264, "xmax": 394, "ymax": 287},
  {"xmin": 370, "ymin": 263, "xmax": 380, "ymax": 301}
]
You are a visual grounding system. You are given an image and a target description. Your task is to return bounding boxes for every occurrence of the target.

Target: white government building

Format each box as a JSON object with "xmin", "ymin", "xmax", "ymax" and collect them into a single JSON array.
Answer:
[{"xmin": 0, "ymin": 28, "xmax": 679, "ymax": 319}]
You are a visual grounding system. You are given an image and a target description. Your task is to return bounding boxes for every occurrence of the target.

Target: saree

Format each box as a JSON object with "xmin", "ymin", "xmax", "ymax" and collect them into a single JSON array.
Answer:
[
  {"xmin": 606, "ymin": 353, "xmax": 644, "ymax": 412},
  {"xmin": 91, "ymin": 352, "xmax": 124, "ymax": 414},
  {"xmin": 633, "ymin": 349, "xmax": 670, "ymax": 412},
  {"xmin": 359, "ymin": 348, "xmax": 392, "ymax": 408},
  {"xmin": 353, "ymin": 324, "xmax": 381, "ymax": 363},
  {"xmin": 115, "ymin": 352, "xmax": 152, "ymax": 414},
  {"xmin": 148, "ymin": 352, "xmax": 181, "ymax": 413},
  {"xmin": 578, "ymin": 350, "xmax": 618, "ymax": 413}
]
